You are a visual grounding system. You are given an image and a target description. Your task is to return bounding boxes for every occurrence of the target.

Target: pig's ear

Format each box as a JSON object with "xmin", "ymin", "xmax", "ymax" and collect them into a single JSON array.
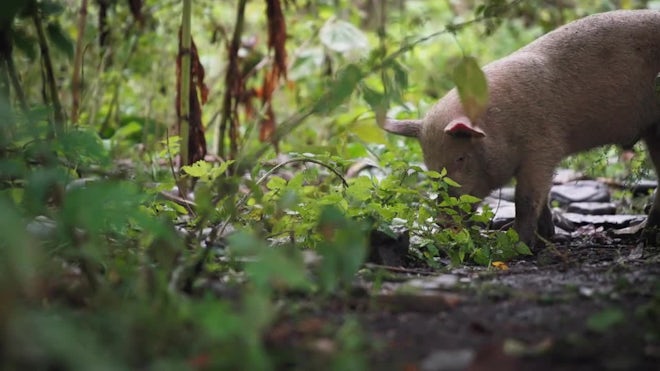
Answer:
[
  {"xmin": 444, "ymin": 117, "xmax": 486, "ymax": 138},
  {"xmin": 383, "ymin": 119, "xmax": 422, "ymax": 138}
]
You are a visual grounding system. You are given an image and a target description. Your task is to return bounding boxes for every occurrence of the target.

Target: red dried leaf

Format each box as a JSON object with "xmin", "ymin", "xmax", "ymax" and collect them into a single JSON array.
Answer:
[
  {"xmin": 240, "ymin": 88, "xmax": 258, "ymax": 119},
  {"xmin": 261, "ymin": 65, "xmax": 280, "ymax": 101},
  {"xmin": 259, "ymin": 104, "xmax": 276, "ymax": 142},
  {"xmin": 188, "ymin": 353, "xmax": 212, "ymax": 369},
  {"xmin": 265, "ymin": 0, "xmax": 287, "ymax": 79},
  {"xmin": 189, "ymin": 38, "xmax": 209, "ymax": 105},
  {"xmin": 177, "ymin": 29, "xmax": 208, "ymax": 165},
  {"xmin": 127, "ymin": 0, "xmax": 144, "ymax": 25},
  {"xmin": 188, "ymin": 81, "xmax": 207, "ymax": 164},
  {"xmin": 258, "ymin": 0, "xmax": 288, "ymax": 150},
  {"xmin": 219, "ymin": 0, "xmax": 248, "ymax": 159},
  {"xmin": 258, "ymin": 64, "xmax": 281, "ymax": 146}
]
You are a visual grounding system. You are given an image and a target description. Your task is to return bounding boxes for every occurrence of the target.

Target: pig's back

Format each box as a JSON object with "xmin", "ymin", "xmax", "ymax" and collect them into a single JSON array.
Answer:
[
  {"xmin": 486, "ymin": 10, "xmax": 660, "ymax": 155},
  {"xmin": 522, "ymin": 10, "xmax": 660, "ymax": 56}
]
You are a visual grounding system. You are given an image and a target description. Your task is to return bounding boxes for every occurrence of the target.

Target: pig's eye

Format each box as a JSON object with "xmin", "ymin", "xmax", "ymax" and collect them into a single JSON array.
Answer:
[{"xmin": 454, "ymin": 155, "xmax": 467, "ymax": 170}]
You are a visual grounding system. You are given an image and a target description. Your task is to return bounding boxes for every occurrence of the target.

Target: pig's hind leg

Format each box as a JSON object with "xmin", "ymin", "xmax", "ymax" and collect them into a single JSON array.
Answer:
[
  {"xmin": 537, "ymin": 200, "xmax": 555, "ymax": 241},
  {"xmin": 642, "ymin": 134, "xmax": 660, "ymax": 245}
]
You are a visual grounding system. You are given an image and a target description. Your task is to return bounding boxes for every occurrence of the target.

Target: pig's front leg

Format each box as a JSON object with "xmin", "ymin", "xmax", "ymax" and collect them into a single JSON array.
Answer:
[{"xmin": 513, "ymin": 165, "xmax": 555, "ymax": 248}]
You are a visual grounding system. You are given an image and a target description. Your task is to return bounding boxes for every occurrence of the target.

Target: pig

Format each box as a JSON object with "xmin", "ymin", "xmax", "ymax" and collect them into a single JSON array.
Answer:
[{"xmin": 382, "ymin": 10, "xmax": 660, "ymax": 248}]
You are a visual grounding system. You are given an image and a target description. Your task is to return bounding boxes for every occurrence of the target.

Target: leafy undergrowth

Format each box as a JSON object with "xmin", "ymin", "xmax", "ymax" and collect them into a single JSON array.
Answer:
[
  {"xmin": 0, "ymin": 123, "xmax": 533, "ymax": 370},
  {"xmin": 2, "ymin": 1, "xmax": 657, "ymax": 369},
  {"xmin": 2, "ymin": 125, "xmax": 659, "ymax": 370}
]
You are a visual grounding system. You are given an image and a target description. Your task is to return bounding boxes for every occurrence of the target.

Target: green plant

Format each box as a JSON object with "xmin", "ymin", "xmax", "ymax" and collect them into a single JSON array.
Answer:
[{"xmin": 1, "ymin": 0, "xmax": 649, "ymax": 368}]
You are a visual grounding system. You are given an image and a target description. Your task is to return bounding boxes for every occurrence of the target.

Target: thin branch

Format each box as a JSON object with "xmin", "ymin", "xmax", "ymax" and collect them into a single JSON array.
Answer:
[
  {"xmin": 254, "ymin": 157, "xmax": 348, "ymax": 188},
  {"xmin": 32, "ymin": 5, "xmax": 66, "ymax": 134},
  {"xmin": 71, "ymin": 0, "xmax": 88, "ymax": 124},
  {"xmin": 5, "ymin": 55, "xmax": 29, "ymax": 117},
  {"xmin": 179, "ymin": 0, "xmax": 192, "ymax": 168},
  {"xmin": 217, "ymin": 0, "xmax": 247, "ymax": 160}
]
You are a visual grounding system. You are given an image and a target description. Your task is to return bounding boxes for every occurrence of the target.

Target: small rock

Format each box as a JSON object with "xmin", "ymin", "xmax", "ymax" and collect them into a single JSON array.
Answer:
[
  {"xmin": 345, "ymin": 158, "xmax": 384, "ymax": 180},
  {"xmin": 579, "ymin": 286, "xmax": 595, "ymax": 297},
  {"xmin": 26, "ymin": 215, "xmax": 57, "ymax": 239},
  {"xmin": 420, "ymin": 349, "xmax": 475, "ymax": 371},
  {"xmin": 630, "ymin": 179, "xmax": 657, "ymax": 196},
  {"xmin": 562, "ymin": 213, "xmax": 646, "ymax": 229},
  {"xmin": 550, "ymin": 180, "xmax": 610, "ymax": 205},
  {"xmin": 553, "ymin": 168, "xmax": 584, "ymax": 184},
  {"xmin": 480, "ymin": 200, "xmax": 515, "ymax": 230},
  {"xmin": 567, "ymin": 202, "xmax": 617, "ymax": 215},
  {"xmin": 65, "ymin": 177, "xmax": 98, "ymax": 191},
  {"xmin": 408, "ymin": 274, "xmax": 459, "ymax": 290},
  {"xmin": 553, "ymin": 209, "xmax": 577, "ymax": 231},
  {"xmin": 611, "ymin": 220, "xmax": 645, "ymax": 236},
  {"xmin": 488, "ymin": 187, "xmax": 515, "ymax": 202}
]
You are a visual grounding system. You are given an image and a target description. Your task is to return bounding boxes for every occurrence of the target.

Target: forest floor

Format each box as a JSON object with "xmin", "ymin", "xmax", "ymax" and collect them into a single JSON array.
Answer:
[{"xmin": 269, "ymin": 235, "xmax": 660, "ymax": 371}]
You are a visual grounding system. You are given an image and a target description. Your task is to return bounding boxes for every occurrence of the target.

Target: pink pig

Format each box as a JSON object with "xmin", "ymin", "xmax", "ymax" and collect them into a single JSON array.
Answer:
[{"xmin": 384, "ymin": 10, "xmax": 660, "ymax": 247}]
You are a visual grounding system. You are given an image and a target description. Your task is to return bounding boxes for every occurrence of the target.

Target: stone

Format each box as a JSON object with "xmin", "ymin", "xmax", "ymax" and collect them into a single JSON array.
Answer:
[
  {"xmin": 550, "ymin": 180, "xmax": 610, "ymax": 206},
  {"xmin": 566, "ymin": 202, "xmax": 617, "ymax": 215}
]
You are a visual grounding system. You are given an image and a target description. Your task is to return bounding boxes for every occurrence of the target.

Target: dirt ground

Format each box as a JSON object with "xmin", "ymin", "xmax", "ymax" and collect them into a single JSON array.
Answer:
[
  {"xmin": 267, "ymin": 235, "xmax": 659, "ymax": 371},
  {"xmin": 359, "ymin": 238, "xmax": 660, "ymax": 371}
]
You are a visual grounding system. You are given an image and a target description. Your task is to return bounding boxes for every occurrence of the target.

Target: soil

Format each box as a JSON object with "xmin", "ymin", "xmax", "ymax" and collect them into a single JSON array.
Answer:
[
  {"xmin": 364, "ymin": 240, "xmax": 660, "ymax": 371},
  {"xmin": 361, "ymin": 239, "xmax": 660, "ymax": 371},
  {"xmin": 270, "ymin": 237, "xmax": 660, "ymax": 371}
]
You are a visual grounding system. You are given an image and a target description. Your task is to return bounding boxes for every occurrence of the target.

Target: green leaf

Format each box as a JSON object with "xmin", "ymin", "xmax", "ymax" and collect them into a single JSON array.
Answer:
[
  {"xmin": 182, "ymin": 161, "xmax": 212, "ymax": 178},
  {"xmin": 443, "ymin": 176, "xmax": 461, "ymax": 187},
  {"xmin": 317, "ymin": 206, "xmax": 367, "ymax": 293},
  {"xmin": 12, "ymin": 29, "xmax": 38, "ymax": 60},
  {"xmin": 57, "ymin": 129, "xmax": 109, "ymax": 167},
  {"xmin": 113, "ymin": 121, "xmax": 142, "ymax": 140},
  {"xmin": 266, "ymin": 176, "xmax": 287, "ymax": 191},
  {"xmin": 0, "ymin": 0, "xmax": 25, "ymax": 25},
  {"xmin": 426, "ymin": 170, "xmax": 443, "ymax": 179},
  {"xmin": 351, "ymin": 119, "xmax": 387, "ymax": 144},
  {"xmin": 316, "ymin": 64, "xmax": 363, "ymax": 114},
  {"xmin": 391, "ymin": 61, "xmax": 409, "ymax": 92},
  {"xmin": 251, "ymin": 249, "xmax": 311, "ymax": 292},
  {"xmin": 61, "ymin": 181, "xmax": 150, "ymax": 235},
  {"xmin": 39, "ymin": 0, "xmax": 66, "ymax": 16},
  {"xmin": 319, "ymin": 18, "xmax": 369, "ymax": 54},
  {"xmin": 46, "ymin": 22, "xmax": 74, "ymax": 59},
  {"xmin": 514, "ymin": 241, "xmax": 532, "ymax": 255},
  {"xmin": 360, "ymin": 84, "xmax": 387, "ymax": 112},
  {"xmin": 587, "ymin": 309, "xmax": 625, "ymax": 333},
  {"xmin": 214, "ymin": 160, "xmax": 234, "ymax": 178},
  {"xmin": 227, "ymin": 231, "xmax": 311, "ymax": 292},
  {"xmin": 278, "ymin": 189, "xmax": 299, "ymax": 209},
  {"xmin": 459, "ymin": 194, "xmax": 481, "ymax": 204},
  {"xmin": 452, "ymin": 56, "xmax": 489, "ymax": 121},
  {"xmin": 346, "ymin": 176, "xmax": 373, "ymax": 202},
  {"xmin": 472, "ymin": 247, "xmax": 491, "ymax": 266}
]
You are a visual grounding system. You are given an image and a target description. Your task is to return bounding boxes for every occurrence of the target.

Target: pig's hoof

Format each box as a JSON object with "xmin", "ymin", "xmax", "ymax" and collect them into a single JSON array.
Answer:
[
  {"xmin": 532, "ymin": 234, "xmax": 554, "ymax": 251},
  {"xmin": 537, "ymin": 223, "xmax": 555, "ymax": 241},
  {"xmin": 642, "ymin": 225, "xmax": 660, "ymax": 246}
]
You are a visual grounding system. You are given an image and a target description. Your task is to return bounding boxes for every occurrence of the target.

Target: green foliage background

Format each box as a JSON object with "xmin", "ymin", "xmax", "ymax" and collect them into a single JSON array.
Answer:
[{"xmin": 1, "ymin": 0, "xmax": 656, "ymax": 369}]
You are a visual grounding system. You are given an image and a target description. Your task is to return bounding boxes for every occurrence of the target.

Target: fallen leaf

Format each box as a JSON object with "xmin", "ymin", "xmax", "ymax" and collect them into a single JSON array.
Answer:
[{"xmin": 492, "ymin": 261, "xmax": 509, "ymax": 270}]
